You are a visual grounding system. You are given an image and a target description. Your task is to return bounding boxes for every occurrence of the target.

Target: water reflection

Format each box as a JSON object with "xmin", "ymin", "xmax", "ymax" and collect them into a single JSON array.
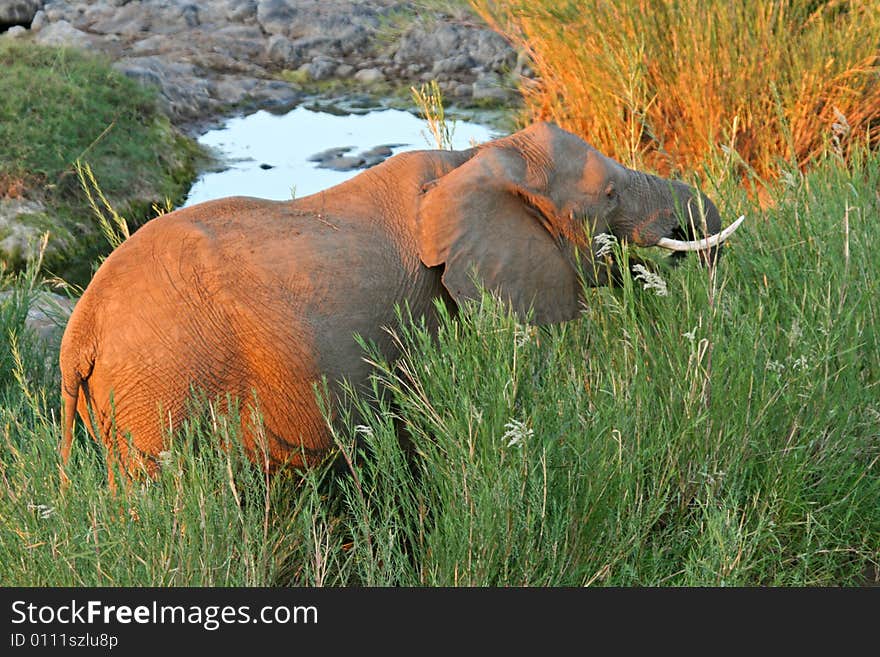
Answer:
[{"xmin": 183, "ymin": 105, "xmax": 498, "ymax": 206}]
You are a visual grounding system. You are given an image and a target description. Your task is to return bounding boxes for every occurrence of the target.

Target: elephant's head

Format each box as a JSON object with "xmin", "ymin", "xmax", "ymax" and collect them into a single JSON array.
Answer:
[{"xmin": 417, "ymin": 121, "xmax": 741, "ymax": 323}]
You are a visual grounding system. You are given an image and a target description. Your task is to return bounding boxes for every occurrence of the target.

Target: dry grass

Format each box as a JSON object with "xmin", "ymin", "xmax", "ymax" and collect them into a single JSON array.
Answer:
[
  {"xmin": 471, "ymin": 0, "xmax": 880, "ymax": 184},
  {"xmin": 412, "ymin": 80, "xmax": 455, "ymax": 150}
]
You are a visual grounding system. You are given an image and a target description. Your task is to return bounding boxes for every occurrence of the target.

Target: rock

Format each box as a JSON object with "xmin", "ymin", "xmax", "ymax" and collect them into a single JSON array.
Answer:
[
  {"xmin": 354, "ymin": 67, "xmax": 383, "ymax": 84},
  {"xmin": 308, "ymin": 144, "xmax": 400, "ymax": 171},
  {"xmin": 470, "ymin": 28, "xmax": 517, "ymax": 71},
  {"xmin": 454, "ymin": 83, "xmax": 472, "ymax": 98},
  {"xmin": 473, "ymin": 72, "xmax": 514, "ymax": 102},
  {"xmin": 2, "ymin": 23, "xmax": 26, "ymax": 37},
  {"xmin": 266, "ymin": 33, "xmax": 297, "ymax": 66},
  {"xmin": 88, "ymin": 2, "xmax": 151, "ymax": 36},
  {"xmin": 256, "ymin": 0, "xmax": 294, "ymax": 36},
  {"xmin": 290, "ymin": 35, "xmax": 344, "ymax": 60},
  {"xmin": 0, "ymin": 290, "xmax": 75, "ymax": 352},
  {"xmin": 335, "ymin": 63, "xmax": 354, "ymax": 78},
  {"xmin": 210, "ymin": 75, "xmax": 265, "ymax": 108},
  {"xmin": 257, "ymin": 0, "xmax": 379, "ymax": 46},
  {"xmin": 115, "ymin": 62, "xmax": 163, "ymax": 90},
  {"xmin": 306, "ymin": 56, "xmax": 337, "ymax": 81},
  {"xmin": 395, "ymin": 23, "xmax": 461, "ymax": 64},
  {"xmin": 0, "ymin": 198, "xmax": 58, "ymax": 269},
  {"xmin": 0, "ymin": 0, "xmax": 43, "ymax": 27},
  {"xmin": 33, "ymin": 19, "xmax": 92, "ymax": 49},
  {"xmin": 29, "ymin": 7, "xmax": 44, "ymax": 29},
  {"xmin": 227, "ymin": 0, "xmax": 257, "ymax": 23},
  {"xmin": 331, "ymin": 25, "xmax": 370, "ymax": 57},
  {"xmin": 359, "ymin": 145, "xmax": 394, "ymax": 159},
  {"xmin": 245, "ymin": 78, "xmax": 301, "ymax": 112},
  {"xmin": 358, "ymin": 144, "xmax": 400, "ymax": 168},
  {"xmin": 307, "ymin": 146, "xmax": 353, "ymax": 163},
  {"xmin": 181, "ymin": 3, "xmax": 199, "ymax": 28},
  {"xmin": 319, "ymin": 155, "xmax": 366, "ymax": 171},
  {"xmin": 432, "ymin": 54, "xmax": 476, "ymax": 75},
  {"xmin": 112, "ymin": 56, "xmax": 214, "ymax": 122},
  {"xmin": 128, "ymin": 33, "xmax": 165, "ymax": 54},
  {"xmin": 42, "ymin": 2, "xmax": 73, "ymax": 24},
  {"xmin": 210, "ymin": 24, "xmax": 266, "ymax": 61}
]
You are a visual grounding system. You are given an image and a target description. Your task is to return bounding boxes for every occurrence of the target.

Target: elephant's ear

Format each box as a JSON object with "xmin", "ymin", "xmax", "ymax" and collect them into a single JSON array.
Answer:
[{"xmin": 416, "ymin": 147, "xmax": 581, "ymax": 324}]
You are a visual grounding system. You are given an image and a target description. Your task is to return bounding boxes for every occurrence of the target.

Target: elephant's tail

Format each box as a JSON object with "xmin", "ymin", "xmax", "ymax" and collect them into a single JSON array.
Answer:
[
  {"xmin": 59, "ymin": 376, "xmax": 79, "ymax": 487},
  {"xmin": 58, "ymin": 312, "xmax": 96, "ymax": 490}
]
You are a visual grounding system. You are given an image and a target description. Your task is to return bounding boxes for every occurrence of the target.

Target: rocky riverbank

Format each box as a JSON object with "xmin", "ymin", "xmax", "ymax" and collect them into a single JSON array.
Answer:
[{"xmin": 2, "ymin": 0, "xmax": 526, "ymax": 131}]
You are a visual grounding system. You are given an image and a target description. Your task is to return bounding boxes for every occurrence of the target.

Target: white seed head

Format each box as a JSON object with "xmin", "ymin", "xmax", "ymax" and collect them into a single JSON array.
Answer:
[
  {"xmin": 594, "ymin": 232, "xmax": 618, "ymax": 258},
  {"xmin": 502, "ymin": 418, "xmax": 533, "ymax": 448},
  {"xmin": 28, "ymin": 503, "xmax": 54, "ymax": 519},
  {"xmin": 632, "ymin": 264, "xmax": 668, "ymax": 296},
  {"xmin": 354, "ymin": 425, "xmax": 374, "ymax": 438}
]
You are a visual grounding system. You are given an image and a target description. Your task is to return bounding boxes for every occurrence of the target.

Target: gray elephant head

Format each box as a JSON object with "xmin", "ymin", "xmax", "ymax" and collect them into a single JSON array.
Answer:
[{"xmin": 417, "ymin": 122, "xmax": 738, "ymax": 323}]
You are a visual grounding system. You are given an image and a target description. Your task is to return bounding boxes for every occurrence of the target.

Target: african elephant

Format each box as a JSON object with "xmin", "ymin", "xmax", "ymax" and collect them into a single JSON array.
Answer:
[{"xmin": 59, "ymin": 122, "xmax": 740, "ymax": 487}]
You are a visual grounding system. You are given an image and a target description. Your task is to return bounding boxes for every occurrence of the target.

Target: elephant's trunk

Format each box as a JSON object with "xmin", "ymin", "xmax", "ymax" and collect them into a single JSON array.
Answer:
[{"xmin": 629, "ymin": 173, "xmax": 735, "ymax": 264}]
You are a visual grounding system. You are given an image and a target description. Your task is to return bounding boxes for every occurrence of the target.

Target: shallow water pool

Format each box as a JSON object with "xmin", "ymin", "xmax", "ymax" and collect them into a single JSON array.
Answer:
[{"xmin": 183, "ymin": 104, "xmax": 499, "ymax": 206}]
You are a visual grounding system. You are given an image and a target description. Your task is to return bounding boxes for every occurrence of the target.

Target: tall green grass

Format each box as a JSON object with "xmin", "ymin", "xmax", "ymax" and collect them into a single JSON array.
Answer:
[{"xmin": 1, "ymin": 146, "xmax": 877, "ymax": 585}]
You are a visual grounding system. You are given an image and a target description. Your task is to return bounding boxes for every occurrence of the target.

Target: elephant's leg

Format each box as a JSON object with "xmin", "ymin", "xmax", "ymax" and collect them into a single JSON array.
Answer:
[
  {"xmin": 75, "ymin": 380, "xmax": 128, "ymax": 493},
  {"xmin": 238, "ymin": 347, "xmax": 334, "ymax": 469},
  {"xmin": 78, "ymin": 366, "xmax": 183, "ymax": 487},
  {"xmin": 238, "ymin": 381, "xmax": 334, "ymax": 470}
]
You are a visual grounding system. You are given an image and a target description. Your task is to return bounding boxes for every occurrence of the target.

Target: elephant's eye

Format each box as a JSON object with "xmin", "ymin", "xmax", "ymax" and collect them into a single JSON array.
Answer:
[{"xmin": 605, "ymin": 182, "xmax": 617, "ymax": 200}]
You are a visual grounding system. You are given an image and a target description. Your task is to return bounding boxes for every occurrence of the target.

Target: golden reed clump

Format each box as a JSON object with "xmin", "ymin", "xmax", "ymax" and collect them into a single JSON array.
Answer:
[{"xmin": 472, "ymin": 0, "xmax": 880, "ymax": 184}]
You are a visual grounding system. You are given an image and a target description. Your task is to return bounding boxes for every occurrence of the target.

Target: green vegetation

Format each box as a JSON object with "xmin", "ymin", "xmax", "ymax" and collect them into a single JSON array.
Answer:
[
  {"xmin": 2, "ymin": 146, "xmax": 877, "ymax": 585},
  {"xmin": 0, "ymin": 42, "xmax": 200, "ymax": 283}
]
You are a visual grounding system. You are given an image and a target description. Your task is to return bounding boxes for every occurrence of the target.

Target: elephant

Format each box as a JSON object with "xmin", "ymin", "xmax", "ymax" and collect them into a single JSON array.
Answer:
[{"xmin": 59, "ymin": 121, "xmax": 741, "ymax": 488}]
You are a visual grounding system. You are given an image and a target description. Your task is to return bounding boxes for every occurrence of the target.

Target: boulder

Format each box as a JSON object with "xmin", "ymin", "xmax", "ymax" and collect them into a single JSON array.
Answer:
[
  {"xmin": 226, "ymin": 0, "xmax": 257, "ymax": 23},
  {"xmin": 88, "ymin": 1, "xmax": 151, "ymax": 36},
  {"xmin": 266, "ymin": 33, "xmax": 297, "ymax": 66},
  {"xmin": 1, "ymin": 23, "xmax": 26, "ymax": 37},
  {"xmin": 0, "ymin": 289, "xmax": 75, "ymax": 352},
  {"xmin": 319, "ymin": 155, "xmax": 366, "ymax": 171},
  {"xmin": 307, "ymin": 146, "xmax": 354, "ymax": 163},
  {"xmin": 0, "ymin": 198, "xmax": 61, "ymax": 269},
  {"xmin": 354, "ymin": 67, "xmax": 383, "ymax": 84},
  {"xmin": 335, "ymin": 63, "xmax": 355, "ymax": 78},
  {"xmin": 472, "ymin": 72, "xmax": 515, "ymax": 102},
  {"xmin": 210, "ymin": 24, "xmax": 266, "ymax": 61},
  {"xmin": 112, "ymin": 56, "xmax": 214, "ymax": 122},
  {"xmin": 0, "ymin": 0, "xmax": 43, "ymax": 27},
  {"xmin": 29, "ymin": 7, "xmax": 44, "ymax": 30},
  {"xmin": 432, "ymin": 54, "xmax": 476, "ymax": 75},
  {"xmin": 256, "ymin": 0, "xmax": 296, "ymax": 36},
  {"xmin": 33, "ymin": 18, "xmax": 93, "ymax": 48}
]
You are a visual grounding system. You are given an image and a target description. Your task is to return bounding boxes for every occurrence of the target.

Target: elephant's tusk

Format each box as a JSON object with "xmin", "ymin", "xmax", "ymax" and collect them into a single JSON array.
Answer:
[{"xmin": 656, "ymin": 215, "xmax": 746, "ymax": 252}]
